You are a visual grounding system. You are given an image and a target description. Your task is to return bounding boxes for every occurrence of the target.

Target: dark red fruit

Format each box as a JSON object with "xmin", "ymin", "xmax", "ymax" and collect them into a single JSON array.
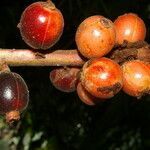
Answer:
[
  {"xmin": 18, "ymin": 1, "xmax": 64, "ymax": 49},
  {"xmin": 75, "ymin": 15, "xmax": 116, "ymax": 58},
  {"xmin": 81, "ymin": 57, "xmax": 123, "ymax": 99},
  {"xmin": 50, "ymin": 67, "xmax": 80, "ymax": 92},
  {"xmin": 0, "ymin": 72, "xmax": 29, "ymax": 123}
]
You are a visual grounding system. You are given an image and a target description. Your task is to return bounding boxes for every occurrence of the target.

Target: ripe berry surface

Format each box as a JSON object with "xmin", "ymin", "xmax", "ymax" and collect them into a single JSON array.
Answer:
[
  {"xmin": 114, "ymin": 13, "xmax": 146, "ymax": 44},
  {"xmin": 75, "ymin": 15, "xmax": 116, "ymax": 58},
  {"xmin": 122, "ymin": 60, "xmax": 150, "ymax": 98},
  {"xmin": 0, "ymin": 72, "xmax": 29, "ymax": 114},
  {"xmin": 19, "ymin": 1, "xmax": 64, "ymax": 49},
  {"xmin": 81, "ymin": 57, "xmax": 123, "ymax": 99}
]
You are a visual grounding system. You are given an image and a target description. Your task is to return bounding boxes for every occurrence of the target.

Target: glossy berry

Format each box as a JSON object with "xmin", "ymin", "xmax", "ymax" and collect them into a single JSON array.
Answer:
[
  {"xmin": 81, "ymin": 57, "xmax": 123, "ymax": 99},
  {"xmin": 122, "ymin": 60, "xmax": 150, "ymax": 98},
  {"xmin": 50, "ymin": 67, "xmax": 80, "ymax": 92},
  {"xmin": 18, "ymin": 1, "xmax": 64, "ymax": 49},
  {"xmin": 77, "ymin": 82, "xmax": 96, "ymax": 106},
  {"xmin": 114, "ymin": 13, "xmax": 146, "ymax": 45},
  {"xmin": 75, "ymin": 15, "xmax": 116, "ymax": 58},
  {"xmin": 0, "ymin": 72, "xmax": 29, "ymax": 123}
]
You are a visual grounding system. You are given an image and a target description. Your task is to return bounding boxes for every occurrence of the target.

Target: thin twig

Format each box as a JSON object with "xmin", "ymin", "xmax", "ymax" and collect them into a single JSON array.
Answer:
[
  {"xmin": 0, "ymin": 43, "xmax": 149, "ymax": 67},
  {"xmin": 0, "ymin": 49, "xmax": 85, "ymax": 67}
]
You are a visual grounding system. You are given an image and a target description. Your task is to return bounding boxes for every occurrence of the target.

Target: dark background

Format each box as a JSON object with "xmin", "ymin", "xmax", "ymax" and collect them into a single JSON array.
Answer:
[{"xmin": 0, "ymin": 0, "xmax": 150, "ymax": 150}]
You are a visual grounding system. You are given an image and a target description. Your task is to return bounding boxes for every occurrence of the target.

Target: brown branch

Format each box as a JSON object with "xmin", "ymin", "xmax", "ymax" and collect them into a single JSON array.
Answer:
[
  {"xmin": 0, "ymin": 42, "xmax": 149, "ymax": 67},
  {"xmin": 0, "ymin": 49, "xmax": 85, "ymax": 67}
]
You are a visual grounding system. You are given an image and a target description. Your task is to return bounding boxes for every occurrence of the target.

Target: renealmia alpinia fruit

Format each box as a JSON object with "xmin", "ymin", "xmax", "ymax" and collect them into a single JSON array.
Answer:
[
  {"xmin": 75, "ymin": 15, "xmax": 116, "ymax": 58},
  {"xmin": 81, "ymin": 57, "xmax": 123, "ymax": 99},
  {"xmin": 0, "ymin": 72, "xmax": 29, "ymax": 124},
  {"xmin": 18, "ymin": 0, "xmax": 64, "ymax": 49},
  {"xmin": 114, "ymin": 13, "xmax": 146, "ymax": 45}
]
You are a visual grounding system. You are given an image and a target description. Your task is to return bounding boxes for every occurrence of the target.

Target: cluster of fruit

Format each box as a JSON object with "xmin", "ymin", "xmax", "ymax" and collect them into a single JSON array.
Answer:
[
  {"xmin": 18, "ymin": 1, "xmax": 149, "ymax": 105},
  {"xmin": 0, "ymin": 0, "xmax": 150, "ymax": 124},
  {"xmin": 50, "ymin": 59, "xmax": 150, "ymax": 106},
  {"xmin": 73, "ymin": 13, "xmax": 149, "ymax": 105}
]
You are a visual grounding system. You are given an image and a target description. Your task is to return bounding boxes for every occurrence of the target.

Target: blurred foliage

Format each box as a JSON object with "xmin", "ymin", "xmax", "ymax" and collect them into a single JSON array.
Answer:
[{"xmin": 0, "ymin": 0, "xmax": 150, "ymax": 150}]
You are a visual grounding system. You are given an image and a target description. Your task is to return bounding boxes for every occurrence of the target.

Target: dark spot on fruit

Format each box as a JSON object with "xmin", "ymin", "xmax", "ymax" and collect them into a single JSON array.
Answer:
[
  {"xmin": 97, "ymin": 82, "xmax": 121, "ymax": 95},
  {"xmin": 100, "ymin": 18, "xmax": 112, "ymax": 28}
]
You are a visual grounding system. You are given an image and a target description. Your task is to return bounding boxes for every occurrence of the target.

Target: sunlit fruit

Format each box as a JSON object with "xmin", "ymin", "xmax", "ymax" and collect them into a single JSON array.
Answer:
[
  {"xmin": 81, "ymin": 57, "xmax": 123, "ymax": 99},
  {"xmin": 75, "ymin": 15, "xmax": 116, "ymax": 58},
  {"xmin": 114, "ymin": 13, "xmax": 146, "ymax": 44},
  {"xmin": 18, "ymin": 1, "xmax": 64, "ymax": 49},
  {"xmin": 122, "ymin": 60, "xmax": 150, "ymax": 98}
]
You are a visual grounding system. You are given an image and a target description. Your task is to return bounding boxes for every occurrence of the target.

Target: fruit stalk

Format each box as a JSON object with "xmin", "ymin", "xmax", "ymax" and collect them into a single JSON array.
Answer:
[
  {"xmin": 0, "ymin": 49, "xmax": 85, "ymax": 66},
  {"xmin": 0, "ymin": 43, "xmax": 149, "ymax": 67}
]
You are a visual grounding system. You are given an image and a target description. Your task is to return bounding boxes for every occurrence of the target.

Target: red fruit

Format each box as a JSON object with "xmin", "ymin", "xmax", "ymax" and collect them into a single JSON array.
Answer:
[
  {"xmin": 81, "ymin": 57, "xmax": 123, "ymax": 99},
  {"xmin": 18, "ymin": 1, "xmax": 64, "ymax": 49},
  {"xmin": 122, "ymin": 60, "xmax": 150, "ymax": 98},
  {"xmin": 75, "ymin": 15, "xmax": 116, "ymax": 58},
  {"xmin": 77, "ymin": 82, "xmax": 97, "ymax": 106},
  {"xmin": 0, "ymin": 72, "xmax": 29, "ymax": 123},
  {"xmin": 114, "ymin": 13, "xmax": 146, "ymax": 45},
  {"xmin": 50, "ymin": 67, "xmax": 80, "ymax": 92}
]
